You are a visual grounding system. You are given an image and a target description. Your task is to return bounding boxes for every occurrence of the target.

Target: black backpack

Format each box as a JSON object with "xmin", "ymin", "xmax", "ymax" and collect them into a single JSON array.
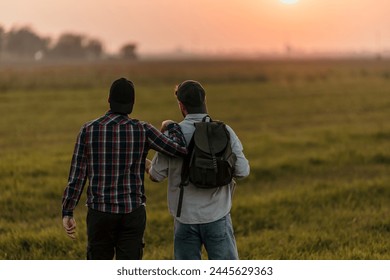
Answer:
[{"xmin": 176, "ymin": 116, "xmax": 237, "ymax": 217}]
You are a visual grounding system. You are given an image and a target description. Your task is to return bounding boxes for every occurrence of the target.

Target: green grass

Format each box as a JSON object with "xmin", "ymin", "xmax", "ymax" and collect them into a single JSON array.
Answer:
[{"xmin": 0, "ymin": 59, "xmax": 389, "ymax": 259}]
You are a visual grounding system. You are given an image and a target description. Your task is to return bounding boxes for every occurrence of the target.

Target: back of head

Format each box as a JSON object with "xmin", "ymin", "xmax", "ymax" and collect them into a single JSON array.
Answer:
[
  {"xmin": 175, "ymin": 80, "xmax": 207, "ymax": 114},
  {"xmin": 109, "ymin": 78, "xmax": 135, "ymax": 114}
]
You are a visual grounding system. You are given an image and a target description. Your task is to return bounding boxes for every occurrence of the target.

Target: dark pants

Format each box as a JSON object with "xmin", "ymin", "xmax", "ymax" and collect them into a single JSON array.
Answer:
[{"xmin": 86, "ymin": 205, "xmax": 146, "ymax": 260}]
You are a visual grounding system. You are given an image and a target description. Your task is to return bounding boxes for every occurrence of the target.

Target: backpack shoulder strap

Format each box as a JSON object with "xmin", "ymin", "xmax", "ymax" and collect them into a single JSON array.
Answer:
[
  {"xmin": 202, "ymin": 115, "xmax": 212, "ymax": 122},
  {"xmin": 176, "ymin": 134, "xmax": 195, "ymax": 218},
  {"xmin": 206, "ymin": 123, "xmax": 218, "ymax": 173}
]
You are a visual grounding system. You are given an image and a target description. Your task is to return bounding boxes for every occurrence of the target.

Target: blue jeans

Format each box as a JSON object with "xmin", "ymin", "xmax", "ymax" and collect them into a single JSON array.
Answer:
[{"xmin": 174, "ymin": 213, "xmax": 239, "ymax": 260}]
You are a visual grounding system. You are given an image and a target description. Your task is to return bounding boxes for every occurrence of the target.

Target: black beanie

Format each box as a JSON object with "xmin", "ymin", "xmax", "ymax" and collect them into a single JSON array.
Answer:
[{"xmin": 109, "ymin": 78, "xmax": 135, "ymax": 114}]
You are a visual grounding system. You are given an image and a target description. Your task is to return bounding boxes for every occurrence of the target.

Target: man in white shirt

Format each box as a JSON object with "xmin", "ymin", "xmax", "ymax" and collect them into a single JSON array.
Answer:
[{"xmin": 147, "ymin": 80, "xmax": 250, "ymax": 259}]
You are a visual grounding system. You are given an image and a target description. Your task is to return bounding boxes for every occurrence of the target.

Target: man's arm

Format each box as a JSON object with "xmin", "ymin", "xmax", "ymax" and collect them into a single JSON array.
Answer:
[
  {"xmin": 226, "ymin": 126, "xmax": 250, "ymax": 179},
  {"xmin": 61, "ymin": 127, "xmax": 88, "ymax": 239},
  {"xmin": 146, "ymin": 120, "xmax": 186, "ymax": 182},
  {"xmin": 62, "ymin": 126, "xmax": 88, "ymax": 219},
  {"xmin": 146, "ymin": 122, "xmax": 187, "ymax": 158}
]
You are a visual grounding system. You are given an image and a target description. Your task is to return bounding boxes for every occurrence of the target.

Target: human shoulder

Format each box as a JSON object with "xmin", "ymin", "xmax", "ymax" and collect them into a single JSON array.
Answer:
[
  {"xmin": 136, "ymin": 120, "xmax": 156, "ymax": 130},
  {"xmin": 81, "ymin": 112, "xmax": 112, "ymax": 128},
  {"xmin": 79, "ymin": 116, "xmax": 102, "ymax": 131},
  {"xmin": 224, "ymin": 123, "xmax": 237, "ymax": 136},
  {"xmin": 224, "ymin": 123, "xmax": 243, "ymax": 147}
]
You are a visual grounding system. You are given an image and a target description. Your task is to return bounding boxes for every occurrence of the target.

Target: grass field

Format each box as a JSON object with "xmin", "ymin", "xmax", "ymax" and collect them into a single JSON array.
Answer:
[{"xmin": 0, "ymin": 58, "xmax": 389, "ymax": 259}]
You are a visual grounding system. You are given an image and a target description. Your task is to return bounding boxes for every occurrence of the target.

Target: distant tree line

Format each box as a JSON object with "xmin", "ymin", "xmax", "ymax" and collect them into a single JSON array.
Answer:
[{"xmin": 0, "ymin": 25, "xmax": 137, "ymax": 62}]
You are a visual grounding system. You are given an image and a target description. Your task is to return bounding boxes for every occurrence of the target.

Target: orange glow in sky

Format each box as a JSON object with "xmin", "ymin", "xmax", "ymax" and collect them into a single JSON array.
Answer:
[{"xmin": 0, "ymin": 0, "xmax": 389, "ymax": 55}]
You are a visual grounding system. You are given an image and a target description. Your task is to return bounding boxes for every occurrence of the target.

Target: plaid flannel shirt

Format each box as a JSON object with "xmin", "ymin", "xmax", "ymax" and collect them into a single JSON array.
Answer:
[{"xmin": 62, "ymin": 111, "xmax": 187, "ymax": 216}]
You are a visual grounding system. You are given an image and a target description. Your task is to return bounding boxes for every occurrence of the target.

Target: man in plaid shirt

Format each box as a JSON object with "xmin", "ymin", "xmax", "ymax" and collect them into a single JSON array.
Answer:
[{"xmin": 62, "ymin": 78, "xmax": 187, "ymax": 260}]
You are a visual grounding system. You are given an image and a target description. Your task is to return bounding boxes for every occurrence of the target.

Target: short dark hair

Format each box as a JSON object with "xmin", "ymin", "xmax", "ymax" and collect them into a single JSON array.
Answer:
[{"xmin": 175, "ymin": 80, "xmax": 207, "ymax": 113}]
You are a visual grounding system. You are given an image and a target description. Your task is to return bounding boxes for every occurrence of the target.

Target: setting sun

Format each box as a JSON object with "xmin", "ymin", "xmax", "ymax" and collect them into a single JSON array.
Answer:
[{"xmin": 280, "ymin": 0, "xmax": 299, "ymax": 4}]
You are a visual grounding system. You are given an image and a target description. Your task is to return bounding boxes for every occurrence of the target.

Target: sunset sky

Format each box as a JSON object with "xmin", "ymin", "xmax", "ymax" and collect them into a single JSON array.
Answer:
[{"xmin": 0, "ymin": 0, "xmax": 389, "ymax": 55}]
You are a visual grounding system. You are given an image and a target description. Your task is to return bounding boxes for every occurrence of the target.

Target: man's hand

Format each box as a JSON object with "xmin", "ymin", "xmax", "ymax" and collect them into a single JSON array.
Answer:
[
  {"xmin": 145, "ymin": 158, "xmax": 159, "ymax": 182},
  {"xmin": 62, "ymin": 216, "xmax": 76, "ymax": 239},
  {"xmin": 160, "ymin": 120, "xmax": 175, "ymax": 132},
  {"xmin": 145, "ymin": 158, "xmax": 152, "ymax": 174}
]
